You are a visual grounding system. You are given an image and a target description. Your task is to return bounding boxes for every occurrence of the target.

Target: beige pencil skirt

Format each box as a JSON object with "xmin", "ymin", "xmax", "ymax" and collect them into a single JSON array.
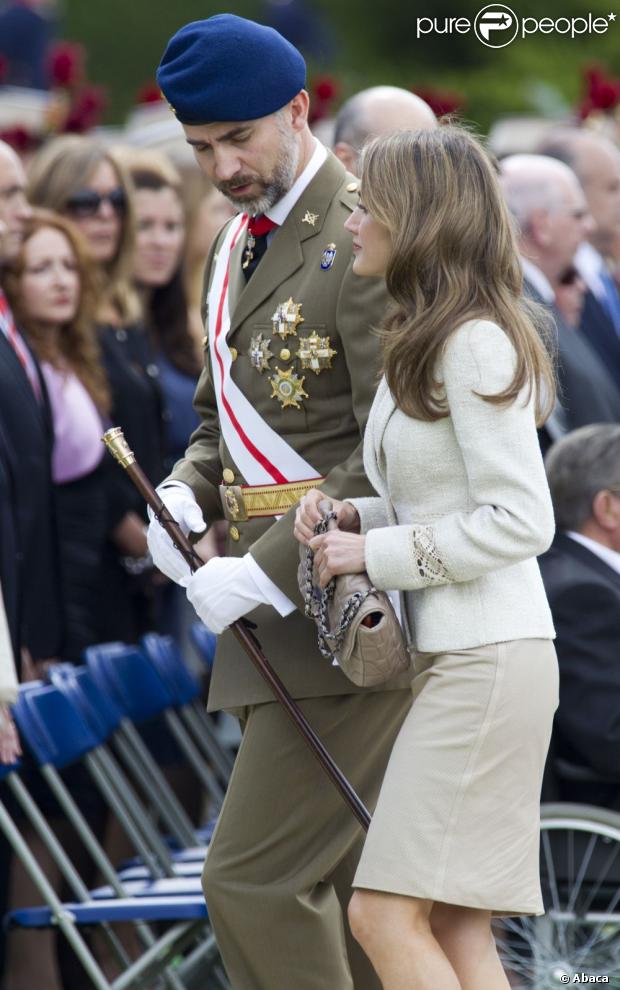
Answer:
[{"xmin": 353, "ymin": 639, "xmax": 559, "ymax": 916}]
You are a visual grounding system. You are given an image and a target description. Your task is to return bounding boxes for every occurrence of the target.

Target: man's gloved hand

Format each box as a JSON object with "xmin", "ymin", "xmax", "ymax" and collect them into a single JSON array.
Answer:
[
  {"xmin": 147, "ymin": 482, "xmax": 206, "ymax": 584},
  {"xmin": 183, "ymin": 556, "xmax": 269, "ymax": 634}
]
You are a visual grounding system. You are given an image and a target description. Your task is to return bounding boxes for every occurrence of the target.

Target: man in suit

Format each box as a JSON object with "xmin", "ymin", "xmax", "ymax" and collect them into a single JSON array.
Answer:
[
  {"xmin": 538, "ymin": 130, "xmax": 620, "ymax": 392},
  {"xmin": 0, "ymin": 139, "xmax": 63, "ymax": 670},
  {"xmin": 333, "ymin": 86, "xmax": 436, "ymax": 176},
  {"xmin": 148, "ymin": 16, "xmax": 413, "ymax": 989},
  {"xmin": 500, "ymin": 153, "xmax": 620, "ymax": 449},
  {"xmin": 540, "ymin": 424, "xmax": 620, "ymax": 809}
]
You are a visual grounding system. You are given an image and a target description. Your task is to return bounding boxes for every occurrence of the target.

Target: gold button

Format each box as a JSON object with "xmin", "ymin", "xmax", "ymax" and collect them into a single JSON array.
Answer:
[
  {"xmin": 347, "ymin": 181, "xmax": 359, "ymax": 193},
  {"xmin": 230, "ymin": 526, "xmax": 240, "ymax": 542},
  {"xmin": 279, "ymin": 348, "xmax": 291, "ymax": 361},
  {"xmin": 230, "ymin": 346, "xmax": 238, "ymax": 361},
  {"xmin": 222, "ymin": 468, "xmax": 235, "ymax": 484}
]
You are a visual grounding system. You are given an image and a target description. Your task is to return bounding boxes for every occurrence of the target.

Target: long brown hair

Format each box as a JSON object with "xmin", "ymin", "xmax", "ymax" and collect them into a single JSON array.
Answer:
[
  {"xmin": 119, "ymin": 148, "xmax": 201, "ymax": 377},
  {"xmin": 359, "ymin": 125, "xmax": 555, "ymax": 424},
  {"xmin": 3, "ymin": 209, "xmax": 111, "ymax": 413},
  {"xmin": 27, "ymin": 135, "xmax": 141, "ymax": 326}
]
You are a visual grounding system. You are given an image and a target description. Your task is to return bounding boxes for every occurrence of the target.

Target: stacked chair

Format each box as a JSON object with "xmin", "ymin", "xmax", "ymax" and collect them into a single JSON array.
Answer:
[{"xmin": 0, "ymin": 628, "xmax": 233, "ymax": 989}]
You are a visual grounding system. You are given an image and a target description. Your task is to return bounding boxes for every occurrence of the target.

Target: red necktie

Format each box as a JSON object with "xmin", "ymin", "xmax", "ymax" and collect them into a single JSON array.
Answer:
[
  {"xmin": 0, "ymin": 291, "xmax": 42, "ymax": 400},
  {"xmin": 242, "ymin": 215, "xmax": 279, "ymax": 280},
  {"xmin": 247, "ymin": 215, "xmax": 279, "ymax": 237}
]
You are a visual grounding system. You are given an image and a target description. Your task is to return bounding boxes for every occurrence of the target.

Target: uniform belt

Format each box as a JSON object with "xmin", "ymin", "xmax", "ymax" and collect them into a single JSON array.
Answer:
[{"xmin": 219, "ymin": 477, "xmax": 325, "ymax": 522}]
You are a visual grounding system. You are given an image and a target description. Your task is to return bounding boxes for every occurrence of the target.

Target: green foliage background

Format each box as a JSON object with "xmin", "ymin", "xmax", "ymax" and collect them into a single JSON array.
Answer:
[{"xmin": 63, "ymin": 0, "xmax": 620, "ymax": 130}]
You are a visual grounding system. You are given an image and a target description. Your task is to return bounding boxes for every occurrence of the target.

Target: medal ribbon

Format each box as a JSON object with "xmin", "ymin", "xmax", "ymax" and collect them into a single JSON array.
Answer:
[{"xmin": 208, "ymin": 214, "xmax": 322, "ymax": 487}]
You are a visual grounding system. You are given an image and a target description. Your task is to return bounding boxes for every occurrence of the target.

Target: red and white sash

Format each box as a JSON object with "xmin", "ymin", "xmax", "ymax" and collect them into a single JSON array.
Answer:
[{"xmin": 208, "ymin": 214, "xmax": 322, "ymax": 487}]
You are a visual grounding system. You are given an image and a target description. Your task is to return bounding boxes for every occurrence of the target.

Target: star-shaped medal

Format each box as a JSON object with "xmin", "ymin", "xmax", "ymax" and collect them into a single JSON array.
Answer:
[
  {"xmin": 271, "ymin": 298, "xmax": 304, "ymax": 340},
  {"xmin": 249, "ymin": 333, "xmax": 273, "ymax": 373},
  {"xmin": 270, "ymin": 367, "xmax": 308, "ymax": 409},
  {"xmin": 302, "ymin": 211, "xmax": 319, "ymax": 227},
  {"xmin": 296, "ymin": 333, "xmax": 337, "ymax": 375}
]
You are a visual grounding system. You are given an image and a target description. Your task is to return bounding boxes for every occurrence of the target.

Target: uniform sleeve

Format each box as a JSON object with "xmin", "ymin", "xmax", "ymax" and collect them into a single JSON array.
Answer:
[
  {"xmin": 249, "ymin": 265, "xmax": 387, "ymax": 602},
  {"xmin": 364, "ymin": 320, "xmax": 555, "ymax": 591}
]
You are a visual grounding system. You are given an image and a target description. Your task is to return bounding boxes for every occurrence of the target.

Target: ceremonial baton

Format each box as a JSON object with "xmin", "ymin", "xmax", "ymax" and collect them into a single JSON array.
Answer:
[{"xmin": 103, "ymin": 427, "xmax": 371, "ymax": 831}]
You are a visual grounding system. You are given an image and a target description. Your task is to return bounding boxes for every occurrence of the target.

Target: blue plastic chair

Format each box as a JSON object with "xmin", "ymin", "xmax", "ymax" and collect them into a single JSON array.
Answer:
[
  {"xmin": 85, "ymin": 642, "xmax": 226, "ymax": 805},
  {"xmin": 6, "ymin": 682, "xmax": 225, "ymax": 989},
  {"xmin": 141, "ymin": 634, "xmax": 234, "ymax": 784}
]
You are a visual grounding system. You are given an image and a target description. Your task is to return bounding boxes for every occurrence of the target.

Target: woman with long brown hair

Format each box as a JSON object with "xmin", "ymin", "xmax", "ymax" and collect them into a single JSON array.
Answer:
[
  {"xmin": 4, "ymin": 208, "xmax": 110, "ymax": 658},
  {"xmin": 295, "ymin": 126, "xmax": 559, "ymax": 990},
  {"xmin": 28, "ymin": 135, "xmax": 167, "ymax": 641}
]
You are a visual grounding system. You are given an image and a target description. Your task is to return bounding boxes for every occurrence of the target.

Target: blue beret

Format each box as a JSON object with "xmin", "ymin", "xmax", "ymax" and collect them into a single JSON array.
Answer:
[{"xmin": 156, "ymin": 14, "xmax": 307, "ymax": 125}]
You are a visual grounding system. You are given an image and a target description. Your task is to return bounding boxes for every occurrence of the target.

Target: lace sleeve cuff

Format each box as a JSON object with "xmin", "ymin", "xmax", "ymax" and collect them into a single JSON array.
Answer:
[{"xmin": 365, "ymin": 523, "xmax": 450, "ymax": 591}]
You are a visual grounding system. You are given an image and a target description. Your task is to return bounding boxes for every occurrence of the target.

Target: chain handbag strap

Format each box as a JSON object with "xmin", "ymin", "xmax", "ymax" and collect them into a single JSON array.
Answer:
[{"xmin": 300, "ymin": 509, "xmax": 378, "ymax": 661}]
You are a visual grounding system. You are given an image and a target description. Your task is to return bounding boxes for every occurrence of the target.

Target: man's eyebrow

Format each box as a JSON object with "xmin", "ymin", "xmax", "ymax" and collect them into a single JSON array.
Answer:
[{"xmin": 186, "ymin": 124, "xmax": 251, "ymax": 147}]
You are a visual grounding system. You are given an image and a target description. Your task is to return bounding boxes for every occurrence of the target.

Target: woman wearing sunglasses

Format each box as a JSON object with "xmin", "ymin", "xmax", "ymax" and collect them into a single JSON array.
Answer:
[{"xmin": 28, "ymin": 136, "xmax": 167, "ymax": 642}]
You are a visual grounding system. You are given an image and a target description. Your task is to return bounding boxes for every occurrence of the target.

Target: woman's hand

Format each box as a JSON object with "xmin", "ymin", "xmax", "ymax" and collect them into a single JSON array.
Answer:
[
  {"xmin": 111, "ymin": 511, "xmax": 148, "ymax": 557},
  {"xmin": 308, "ymin": 531, "xmax": 366, "ymax": 588},
  {"xmin": 0, "ymin": 705, "xmax": 21, "ymax": 765},
  {"xmin": 294, "ymin": 489, "xmax": 360, "ymax": 545}
]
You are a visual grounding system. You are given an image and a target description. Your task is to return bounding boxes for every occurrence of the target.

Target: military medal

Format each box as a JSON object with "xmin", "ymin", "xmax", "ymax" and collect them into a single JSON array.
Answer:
[
  {"xmin": 271, "ymin": 297, "xmax": 304, "ymax": 339},
  {"xmin": 321, "ymin": 243, "xmax": 337, "ymax": 270},
  {"xmin": 242, "ymin": 232, "xmax": 256, "ymax": 270},
  {"xmin": 249, "ymin": 333, "xmax": 273, "ymax": 373},
  {"xmin": 270, "ymin": 367, "xmax": 308, "ymax": 409},
  {"xmin": 296, "ymin": 333, "xmax": 337, "ymax": 374}
]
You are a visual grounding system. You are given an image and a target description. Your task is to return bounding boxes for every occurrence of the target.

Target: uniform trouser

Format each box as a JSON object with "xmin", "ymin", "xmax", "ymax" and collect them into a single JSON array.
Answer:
[{"xmin": 202, "ymin": 689, "xmax": 413, "ymax": 990}]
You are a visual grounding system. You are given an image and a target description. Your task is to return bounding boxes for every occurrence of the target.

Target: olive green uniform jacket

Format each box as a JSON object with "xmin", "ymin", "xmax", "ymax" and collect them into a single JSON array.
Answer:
[{"xmin": 169, "ymin": 151, "xmax": 412, "ymax": 711}]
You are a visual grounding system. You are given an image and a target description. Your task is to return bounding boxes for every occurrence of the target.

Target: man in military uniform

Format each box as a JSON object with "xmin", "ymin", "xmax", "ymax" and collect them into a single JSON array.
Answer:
[{"xmin": 149, "ymin": 16, "xmax": 413, "ymax": 989}]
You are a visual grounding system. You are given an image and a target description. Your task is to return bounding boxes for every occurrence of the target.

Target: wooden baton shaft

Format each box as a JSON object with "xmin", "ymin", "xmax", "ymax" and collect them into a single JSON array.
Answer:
[{"xmin": 103, "ymin": 428, "xmax": 371, "ymax": 831}]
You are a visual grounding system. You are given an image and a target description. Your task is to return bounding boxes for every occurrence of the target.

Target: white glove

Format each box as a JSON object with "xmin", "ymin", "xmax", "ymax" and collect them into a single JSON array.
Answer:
[
  {"xmin": 183, "ymin": 556, "xmax": 270, "ymax": 634},
  {"xmin": 147, "ymin": 482, "xmax": 206, "ymax": 585}
]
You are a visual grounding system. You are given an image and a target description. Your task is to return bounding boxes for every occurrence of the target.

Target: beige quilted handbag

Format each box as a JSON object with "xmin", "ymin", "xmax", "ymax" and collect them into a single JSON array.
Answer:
[{"xmin": 298, "ymin": 503, "xmax": 410, "ymax": 688}]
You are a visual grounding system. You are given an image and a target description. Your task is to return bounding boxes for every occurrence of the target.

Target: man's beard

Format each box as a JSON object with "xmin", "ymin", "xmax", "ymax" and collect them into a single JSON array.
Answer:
[{"xmin": 217, "ymin": 125, "xmax": 300, "ymax": 216}]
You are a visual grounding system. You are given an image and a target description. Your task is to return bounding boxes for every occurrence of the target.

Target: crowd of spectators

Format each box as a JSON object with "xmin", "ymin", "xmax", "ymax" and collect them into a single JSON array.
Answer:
[{"xmin": 0, "ymin": 70, "xmax": 619, "ymax": 987}]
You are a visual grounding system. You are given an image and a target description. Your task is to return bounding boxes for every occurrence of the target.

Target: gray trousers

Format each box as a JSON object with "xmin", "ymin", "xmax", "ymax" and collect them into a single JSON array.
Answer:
[{"xmin": 202, "ymin": 690, "xmax": 412, "ymax": 989}]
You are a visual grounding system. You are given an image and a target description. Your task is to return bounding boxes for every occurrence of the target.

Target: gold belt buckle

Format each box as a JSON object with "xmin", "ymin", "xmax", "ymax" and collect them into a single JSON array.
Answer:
[{"xmin": 219, "ymin": 484, "xmax": 248, "ymax": 522}]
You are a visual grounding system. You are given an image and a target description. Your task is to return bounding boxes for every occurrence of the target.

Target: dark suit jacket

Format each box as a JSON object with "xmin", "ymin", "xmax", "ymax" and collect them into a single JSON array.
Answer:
[
  {"xmin": 524, "ymin": 277, "xmax": 620, "ymax": 429},
  {"xmin": 0, "ymin": 331, "xmax": 63, "ymax": 661},
  {"xmin": 539, "ymin": 533, "xmax": 620, "ymax": 805},
  {"xmin": 580, "ymin": 290, "xmax": 620, "ymax": 393}
]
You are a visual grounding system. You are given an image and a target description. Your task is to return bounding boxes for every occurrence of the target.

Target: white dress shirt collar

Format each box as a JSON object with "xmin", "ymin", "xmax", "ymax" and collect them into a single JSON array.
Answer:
[
  {"xmin": 566, "ymin": 531, "xmax": 620, "ymax": 576},
  {"xmin": 574, "ymin": 241, "xmax": 606, "ymax": 300},
  {"xmin": 521, "ymin": 257, "xmax": 555, "ymax": 305},
  {"xmin": 265, "ymin": 139, "xmax": 327, "ymax": 227}
]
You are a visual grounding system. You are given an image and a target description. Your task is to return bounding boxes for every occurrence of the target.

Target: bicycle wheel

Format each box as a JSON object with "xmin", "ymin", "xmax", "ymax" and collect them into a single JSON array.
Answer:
[{"xmin": 494, "ymin": 803, "xmax": 620, "ymax": 989}]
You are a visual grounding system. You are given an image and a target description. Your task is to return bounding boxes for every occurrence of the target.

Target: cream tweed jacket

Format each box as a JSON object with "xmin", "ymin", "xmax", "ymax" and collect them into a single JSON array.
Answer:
[{"xmin": 348, "ymin": 319, "xmax": 556, "ymax": 652}]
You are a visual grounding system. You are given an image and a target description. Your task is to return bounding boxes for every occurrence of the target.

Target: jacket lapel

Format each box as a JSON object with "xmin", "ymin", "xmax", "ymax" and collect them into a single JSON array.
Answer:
[
  {"xmin": 555, "ymin": 532, "xmax": 620, "ymax": 591},
  {"xmin": 228, "ymin": 153, "xmax": 346, "ymax": 337}
]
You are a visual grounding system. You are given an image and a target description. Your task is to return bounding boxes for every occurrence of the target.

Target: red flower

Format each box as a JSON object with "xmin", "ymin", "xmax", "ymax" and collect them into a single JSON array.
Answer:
[
  {"xmin": 314, "ymin": 76, "xmax": 339, "ymax": 102},
  {"xmin": 581, "ymin": 64, "xmax": 620, "ymax": 113},
  {"xmin": 0, "ymin": 126, "xmax": 40, "ymax": 153},
  {"xmin": 413, "ymin": 86, "xmax": 465, "ymax": 118},
  {"xmin": 136, "ymin": 82, "xmax": 164, "ymax": 105},
  {"xmin": 48, "ymin": 41, "xmax": 85, "ymax": 89},
  {"xmin": 64, "ymin": 85, "xmax": 107, "ymax": 133}
]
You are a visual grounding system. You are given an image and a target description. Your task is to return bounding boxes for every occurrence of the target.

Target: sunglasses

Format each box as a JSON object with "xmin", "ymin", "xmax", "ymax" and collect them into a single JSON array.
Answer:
[{"xmin": 65, "ymin": 187, "xmax": 126, "ymax": 218}]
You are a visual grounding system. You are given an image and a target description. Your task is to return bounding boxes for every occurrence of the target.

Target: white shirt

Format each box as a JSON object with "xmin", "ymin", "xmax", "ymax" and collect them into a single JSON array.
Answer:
[
  {"xmin": 566, "ymin": 531, "xmax": 620, "ymax": 576},
  {"xmin": 575, "ymin": 241, "xmax": 607, "ymax": 302},
  {"xmin": 521, "ymin": 257, "xmax": 555, "ymax": 305}
]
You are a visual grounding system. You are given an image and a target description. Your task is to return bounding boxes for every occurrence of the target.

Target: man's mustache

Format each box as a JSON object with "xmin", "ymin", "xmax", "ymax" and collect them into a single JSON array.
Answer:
[{"xmin": 217, "ymin": 176, "xmax": 262, "ymax": 196}]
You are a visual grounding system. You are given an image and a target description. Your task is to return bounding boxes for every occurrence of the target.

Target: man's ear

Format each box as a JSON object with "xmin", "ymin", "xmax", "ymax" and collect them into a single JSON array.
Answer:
[
  {"xmin": 333, "ymin": 142, "xmax": 358, "ymax": 176},
  {"xmin": 528, "ymin": 207, "xmax": 552, "ymax": 249},
  {"xmin": 289, "ymin": 90, "xmax": 310, "ymax": 132},
  {"xmin": 591, "ymin": 489, "xmax": 620, "ymax": 532}
]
